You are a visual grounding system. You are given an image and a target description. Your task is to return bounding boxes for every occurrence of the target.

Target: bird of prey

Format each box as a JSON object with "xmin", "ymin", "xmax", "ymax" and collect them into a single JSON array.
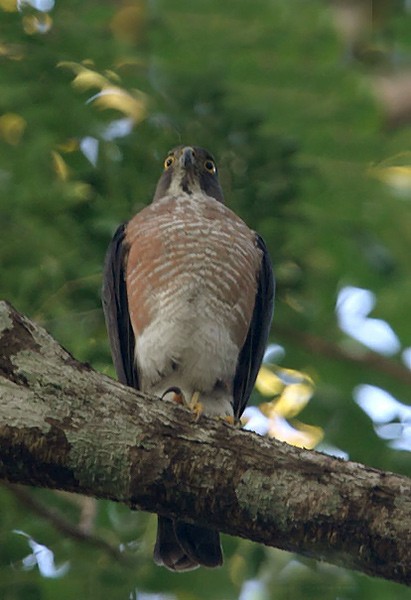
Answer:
[{"xmin": 102, "ymin": 145, "xmax": 274, "ymax": 571}]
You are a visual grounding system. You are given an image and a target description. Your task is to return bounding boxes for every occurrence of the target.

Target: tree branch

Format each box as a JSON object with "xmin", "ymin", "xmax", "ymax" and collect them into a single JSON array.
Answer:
[
  {"xmin": 0, "ymin": 301, "xmax": 410, "ymax": 586},
  {"xmin": 275, "ymin": 323, "xmax": 411, "ymax": 386},
  {"xmin": 3, "ymin": 483, "xmax": 125, "ymax": 563}
]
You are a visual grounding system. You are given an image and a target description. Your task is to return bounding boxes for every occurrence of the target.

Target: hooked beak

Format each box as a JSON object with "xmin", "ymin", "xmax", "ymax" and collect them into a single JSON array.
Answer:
[{"xmin": 179, "ymin": 146, "xmax": 195, "ymax": 169}]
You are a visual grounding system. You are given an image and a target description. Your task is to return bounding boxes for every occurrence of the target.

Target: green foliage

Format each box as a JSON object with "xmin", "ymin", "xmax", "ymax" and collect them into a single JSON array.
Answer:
[{"xmin": 1, "ymin": 0, "xmax": 411, "ymax": 598}]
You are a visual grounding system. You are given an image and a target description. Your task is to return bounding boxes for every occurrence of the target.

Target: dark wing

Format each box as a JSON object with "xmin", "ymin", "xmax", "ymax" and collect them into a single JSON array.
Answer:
[
  {"xmin": 102, "ymin": 223, "xmax": 139, "ymax": 389},
  {"xmin": 233, "ymin": 234, "xmax": 275, "ymax": 419}
]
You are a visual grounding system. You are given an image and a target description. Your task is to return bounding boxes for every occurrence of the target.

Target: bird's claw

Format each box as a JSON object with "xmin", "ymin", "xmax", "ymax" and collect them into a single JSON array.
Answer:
[
  {"xmin": 189, "ymin": 391, "xmax": 204, "ymax": 421},
  {"xmin": 162, "ymin": 388, "xmax": 204, "ymax": 420}
]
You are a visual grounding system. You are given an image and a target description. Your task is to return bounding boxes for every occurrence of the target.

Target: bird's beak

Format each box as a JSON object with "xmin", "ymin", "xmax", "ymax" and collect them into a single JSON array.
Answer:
[{"xmin": 179, "ymin": 146, "xmax": 195, "ymax": 169}]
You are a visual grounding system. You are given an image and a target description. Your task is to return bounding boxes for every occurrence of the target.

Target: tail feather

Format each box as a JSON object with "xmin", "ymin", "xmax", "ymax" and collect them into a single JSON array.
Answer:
[{"xmin": 154, "ymin": 516, "xmax": 223, "ymax": 572}]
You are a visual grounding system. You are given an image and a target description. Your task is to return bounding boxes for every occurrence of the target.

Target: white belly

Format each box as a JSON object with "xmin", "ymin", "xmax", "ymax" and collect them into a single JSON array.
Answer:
[{"xmin": 135, "ymin": 294, "xmax": 239, "ymax": 417}]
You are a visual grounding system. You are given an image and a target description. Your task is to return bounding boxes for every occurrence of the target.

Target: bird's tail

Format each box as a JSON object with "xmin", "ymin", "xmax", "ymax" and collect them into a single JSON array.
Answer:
[{"xmin": 153, "ymin": 516, "xmax": 223, "ymax": 571}]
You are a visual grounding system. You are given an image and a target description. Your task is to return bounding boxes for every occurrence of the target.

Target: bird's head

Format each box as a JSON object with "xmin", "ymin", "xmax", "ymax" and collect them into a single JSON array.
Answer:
[{"xmin": 153, "ymin": 146, "xmax": 224, "ymax": 204}]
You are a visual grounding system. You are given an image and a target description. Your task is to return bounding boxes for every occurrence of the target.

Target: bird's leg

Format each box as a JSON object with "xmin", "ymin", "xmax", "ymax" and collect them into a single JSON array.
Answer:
[
  {"xmin": 161, "ymin": 386, "xmax": 185, "ymax": 405},
  {"xmin": 188, "ymin": 391, "xmax": 204, "ymax": 420},
  {"xmin": 161, "ymin": 387, "xmax": 204, "ymax": 420}
]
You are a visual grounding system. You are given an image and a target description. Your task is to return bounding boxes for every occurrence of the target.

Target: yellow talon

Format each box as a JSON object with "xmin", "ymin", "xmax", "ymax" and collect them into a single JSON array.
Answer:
[{"xmin": 189, "ymin": 391, "xmax": 204, "ymax": 420}]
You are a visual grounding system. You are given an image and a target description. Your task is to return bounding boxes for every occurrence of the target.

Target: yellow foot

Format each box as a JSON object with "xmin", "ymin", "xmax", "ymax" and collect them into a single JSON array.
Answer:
[{"xmin": 189, "ymin": 391, "xmax": 204, "ymax": 421}]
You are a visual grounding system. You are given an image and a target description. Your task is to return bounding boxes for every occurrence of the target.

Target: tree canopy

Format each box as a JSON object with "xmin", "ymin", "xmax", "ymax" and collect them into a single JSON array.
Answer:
[{"xmin": 1, "ymin": 1, "xmax": 411, "ymax": 599}]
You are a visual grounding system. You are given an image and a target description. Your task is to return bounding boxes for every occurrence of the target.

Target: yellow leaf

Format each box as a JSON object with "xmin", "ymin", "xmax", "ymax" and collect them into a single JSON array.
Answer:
[
  {"xmin": 58, "ymin": 62, "xmax": 148, "ymax": 124},
  {"xmin": 71, "ymin": 182, "xmax": 92, "ymax": 201},
  {"xmin": 274, "ymin": 366, "xmax": 314, "ymax": 387},
  {"xmin": 104, "ymin": 70, "xmax": 121, "ymax": 84},
  {"xmin": 91, "ymin": 87, "xmax": 147, "ymax": 122},
  {"xmin": 370, "ymin": 165, "xmax": 411, "ymax": 193},
  {"xmin": 274, "ymin": 382, "xmax": 314, "ymax": 418},
  {"xmin": 256, "ymin": 364, "xmax": 314, "ymax": 399},
  {"xmin": 57, "ymin": 138, "xmax": 78, "ymax": 153},
  {"xmin": 255, "ymin": 365, "xmax": 284, "ymax": 397},
  {"xmin": 368, "ymin": 153, "xmax": 411, "ymax": 195},
  {"xmin": 73, "ymin": 70, "xmax": 110, "ymax": 92},
  {"xmin": 58, "ymin": 62, "xmax": 110, "ymax": 91},
  {"xmin": 0, "ymin": 113, "xmax": 26, "ymax": 145},
  {"xmin": 22, "ymin": 14, "xmax": 52, "ymax": 35},
  {"xmin": 259, "ymin": 400, "xmax": 279, "ymax": 419},
  {"xmin": 0, "ymin": 0, "xmax": 17, "ymax": 12},
  {"xmin": 51, "ymin": 151, "xmax": 69, "ymax": 181},
  {"xmin": 267, "ymin": 414, "xmax": 323, "ymax": 449},
  {"xmin": 228, "ymin": 554, "xmax": 247, "ymax": 586},
  {"xmin": 291, "ymin": 420, "xmax": 324, "ymax": 449},
  {"xmin": 0, "ymin": 43, "xmax": 24, "ymax": 60}
]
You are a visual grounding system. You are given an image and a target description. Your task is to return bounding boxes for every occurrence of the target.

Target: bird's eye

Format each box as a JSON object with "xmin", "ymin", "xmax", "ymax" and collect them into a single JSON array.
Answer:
[
  {"xmin": 164, "ymin": 156, "xmax": 174, "ymax": 169},
  {"xmin": 204, "ymin": 160, "xmax": 216, "ymax": 174}
]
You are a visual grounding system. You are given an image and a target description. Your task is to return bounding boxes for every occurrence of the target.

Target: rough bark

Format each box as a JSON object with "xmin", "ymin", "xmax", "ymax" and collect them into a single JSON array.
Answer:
[{"xmin": 0, "ymin": 300, "xmax": 410, "ymax": 586}]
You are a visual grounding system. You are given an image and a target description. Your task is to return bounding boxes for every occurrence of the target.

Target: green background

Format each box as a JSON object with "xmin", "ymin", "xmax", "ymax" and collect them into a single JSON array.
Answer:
[{"xmin": 1, "ymin": 1, "xmax": 410, "ymax": 598}]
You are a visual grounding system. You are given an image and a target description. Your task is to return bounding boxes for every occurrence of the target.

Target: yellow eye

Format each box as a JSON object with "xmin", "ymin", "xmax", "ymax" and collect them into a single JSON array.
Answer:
[
  {"xmin": 164, "ymin": 155, "xmax": 174, "ymax": 169},
  {"xmin": 204, "ymin": 159, "xmax": 216, "ymax": 174}
]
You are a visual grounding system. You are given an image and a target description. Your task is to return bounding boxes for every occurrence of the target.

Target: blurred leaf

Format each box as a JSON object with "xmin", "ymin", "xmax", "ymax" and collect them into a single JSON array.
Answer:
[
  {"xmin": 0, "ymin": 112, "xmax": 26, "ymax": 144},
  {"xmin": 91, "ymin": 87, "xmax": 147, "ymax": 122},
  {"xmin": 1, "ymin": 0, "xmax": 411, "ymax": 598},
  {"xmin": 267, "ymin": 415, "xmax": 324, "ymax": 449},
  {"xmin": 369, "ymin": 164, "xmax": 411, "ymax": 196},
  {"xmin": 0, "ymin": 0, "xmax": 17, "ymax": 11}
]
